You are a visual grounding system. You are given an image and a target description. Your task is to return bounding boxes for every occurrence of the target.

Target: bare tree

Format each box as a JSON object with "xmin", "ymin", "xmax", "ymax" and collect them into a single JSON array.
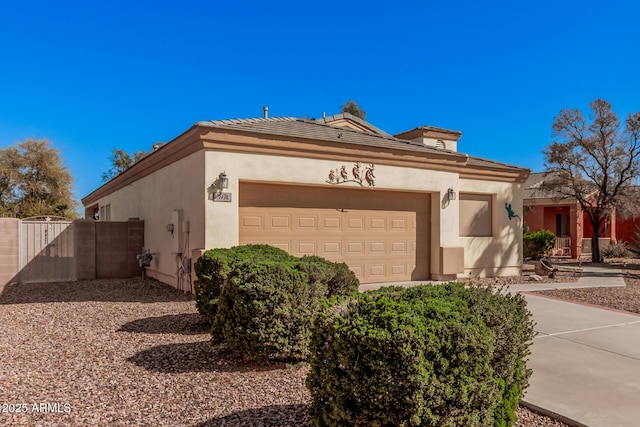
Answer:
[
  {"xmin": 102, "ymin": 148, "xmax": 148, "ymax": 182},
  {"xmin": 341, "ymin": 100, "xmax": 367, "ymax": 120},
  {"xmin": 0, "ymin": 138, "xmax": 76, "ymax": 218},
  {"xmin": 543, "ymin": 99, "xmax": 640, "ymax": 262}
]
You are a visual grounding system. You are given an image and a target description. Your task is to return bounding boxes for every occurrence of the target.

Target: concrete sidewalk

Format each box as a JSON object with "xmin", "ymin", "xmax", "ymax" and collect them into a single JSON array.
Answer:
[
  {"xmin": 514, "ymin": 264, "xmax": 639, "ymax": 426},
  {"xmin": 522, "ymin": 294, "xmax": 640, "ymax": 427}
]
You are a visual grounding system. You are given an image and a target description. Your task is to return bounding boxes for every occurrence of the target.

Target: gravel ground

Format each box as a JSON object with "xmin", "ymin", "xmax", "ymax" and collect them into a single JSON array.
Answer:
[
  {"xmin": 1, "ymin": 277, "xmax": 570, "ymax": 427},
  {"xmin": 534, "ymin": 257, "xmax": 640, "ymax": 314}
]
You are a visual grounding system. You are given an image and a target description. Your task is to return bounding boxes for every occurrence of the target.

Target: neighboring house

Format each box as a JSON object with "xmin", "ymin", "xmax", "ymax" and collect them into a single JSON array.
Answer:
[
  {"xmin": 82, "ymin": 112, "xmax": 529, "ymax": 290},
  {"xmin": 522, "ymin": 172, "xmax": 640, "ymax": 258}
]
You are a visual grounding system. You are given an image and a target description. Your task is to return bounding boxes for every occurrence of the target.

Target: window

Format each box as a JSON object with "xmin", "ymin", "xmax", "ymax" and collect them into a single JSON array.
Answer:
[{"xmin": 459, "ymin": 194, "xmax": 493, "ymax": 237}]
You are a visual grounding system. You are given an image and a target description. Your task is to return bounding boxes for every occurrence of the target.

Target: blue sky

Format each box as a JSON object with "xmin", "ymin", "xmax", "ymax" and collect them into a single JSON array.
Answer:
[{"xmin": 1, "ymin": 1, "xmax": 639, "ymax": 209}]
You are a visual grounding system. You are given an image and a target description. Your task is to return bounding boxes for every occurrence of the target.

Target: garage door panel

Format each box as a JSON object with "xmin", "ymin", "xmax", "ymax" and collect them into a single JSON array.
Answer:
[
  {"xmin": 390, "ymin": 241, "xmax": 408, "ymax": 253},
  {"xmin": 321, "ymin": 216, "xmax": 341, "ymax": 230},
  {"xmin": 297, "ymin": 215, "xmax": 317, "ymax": 230},
  {"xmin": 242, "ymin": 214, "xmax": 264, "ymax": 229},
  {"xmin": 390, "ymin": 217, "xmax": 408, "ymax": 231},
  {"xmin": 369, "ymin": 241, "xmax": 385, "ymax": 254},
  {"xmin": 239, "ymin": 183, "xmax": 430, "ymax": 283},
  {"xmin": 391, "ymin": 263, "xmax": 407, "ymax": 276},
  {"xmin": 270, "ymin": 215, "xmax": 291, "ymax": 229},
  {"xmin": 298, "ymin": 242, "xmax": 316, "ymax": 255},
  {"xmin": 346, "ymin": 241, "xmax": 365, "ymax": 255},
  {"xmin": 322, "ymin": 241, "xmax": 341, "ymax": 255},
  {"xmin": 368, "ymin": 264, "xmax": 385, "ymax": 278},
  {"xmin": 346, "ymin": 217, "xmax": 365, "ymax": 231},
  {"xmin": 369, "ymin": 217, "xmax": 386, "ymax": 230}
]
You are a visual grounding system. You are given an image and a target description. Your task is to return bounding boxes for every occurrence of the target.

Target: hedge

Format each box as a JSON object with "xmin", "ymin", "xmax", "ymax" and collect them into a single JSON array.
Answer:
[
  {"xmin": 193, "ymin": 244, "xmax": 360, "ymax": 362},
  {"xmin": 306, "ymin": 283, "xmax": 535, "ymax": 427}
]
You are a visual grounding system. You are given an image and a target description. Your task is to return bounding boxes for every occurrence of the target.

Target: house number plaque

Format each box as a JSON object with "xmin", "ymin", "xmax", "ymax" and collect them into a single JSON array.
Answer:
[{"xmin": 213, "ymin": 193, "xmax": 232, "ymax": 202}]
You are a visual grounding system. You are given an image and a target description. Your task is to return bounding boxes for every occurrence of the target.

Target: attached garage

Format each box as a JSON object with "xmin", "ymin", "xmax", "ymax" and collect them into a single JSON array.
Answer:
[
  {"xmin": 239, "ymin": 182, "xmax": 430, "ymax": 284},
  {"xmin": 82, "ymin": 112, "xmax": 529, "ymax": 290}
]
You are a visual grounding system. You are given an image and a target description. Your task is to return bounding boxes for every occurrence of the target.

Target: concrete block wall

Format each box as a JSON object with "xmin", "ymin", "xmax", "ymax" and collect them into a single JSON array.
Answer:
[
  {"xmin": 1, "ymin": 218, "xmax": 144, "ymax": 286},
  {"xmin": 95, "ymin": 219, "xmax": 144, "ymax": 279},
  {"xmin": 75, "ymin": 219, "xmax": 145, "ymax": 280},
  {"xmin": 96, "ymin": 222, "xmax": 131, "ymax": 278},
  {"xmin": 0, "ymin": 218, "xmax": 20, "ymax": 287},
  {"xmin": 75, "ymin": 220, "xmax": 97, "ymax": 280},
  {"xmin": 126, "ymin": 220, "xmax": 145, "ymax": 277}
]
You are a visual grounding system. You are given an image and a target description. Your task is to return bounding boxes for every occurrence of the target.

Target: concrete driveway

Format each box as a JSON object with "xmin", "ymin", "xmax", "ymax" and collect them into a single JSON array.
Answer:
[{"xmin": 522, "ymin": 294, "xmax": 640, "ymax": 427}]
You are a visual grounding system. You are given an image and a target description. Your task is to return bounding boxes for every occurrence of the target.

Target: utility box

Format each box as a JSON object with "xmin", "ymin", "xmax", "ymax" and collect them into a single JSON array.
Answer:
[
  {"xmin": 440, "ymin": 246, "xmax": 465, "ymax": 275},
  {"xmin": 171, "ymin": 209, "xmax": 183, "ymax": 254}
]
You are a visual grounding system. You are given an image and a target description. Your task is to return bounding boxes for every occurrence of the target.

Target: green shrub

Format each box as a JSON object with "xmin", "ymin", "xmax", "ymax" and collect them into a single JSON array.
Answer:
[
  {"xmin": 601, "ymin": 241, "xmax": 630, "ymax": 258},
  {"xmin": 297, "ymin": 255, "xmax": 359, "ymax": 296},
  {"xmin": 194, "ymin": 244, "xmax": 360, "ymax": 362},
  {"xmin": 523, "ymin": 229, "xmax": 557, "ymax": 260},
  {"xmin": 307, "ymin": 284, "xmax": 500, "ymax": 426},
  {"xmin": 212, "ymin": 261, "xmax": 326, "ymax": 361},
  {"xmin": 306, "ymin": 283, "xmax": 535, "ymax": 427},
  {"xmin": 465, "ymin": 285, "xmax": 535, "ymax": 427},
  {"xmin": 193, "ymin": 244, "xmax": 293, "ymax": 319}
]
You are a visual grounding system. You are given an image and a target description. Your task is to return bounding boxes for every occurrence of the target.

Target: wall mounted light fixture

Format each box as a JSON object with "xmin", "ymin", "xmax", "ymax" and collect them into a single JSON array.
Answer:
[
  {"xmin": 214, "ymin": 172, "xmax": 229, "ymax": 192},
  {"xmin": 447, "ymin": 187, "xmax": 456, "ymax": 201}
]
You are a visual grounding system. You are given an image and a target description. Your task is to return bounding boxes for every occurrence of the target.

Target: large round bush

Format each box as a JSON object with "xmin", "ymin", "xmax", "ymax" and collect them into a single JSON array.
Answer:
[
  {"xmin": 307, "ymin": 283, "xmax": 535, "ymax": 427},
  {"xmin": 193, "ymin": 244, "xmax": 360, "ymax": 362},
  {"xmin": 307, "ymin": 284, "xmax": 499, "ymax": 426}
]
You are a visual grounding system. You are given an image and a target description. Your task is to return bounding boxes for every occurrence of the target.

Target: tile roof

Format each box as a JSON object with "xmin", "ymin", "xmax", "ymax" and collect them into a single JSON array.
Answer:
[
  {"xmin": 196, "ymin": 116, "xmax": 527, "ymax": 172},
  {"xmin": 197, "ymin": 116, "xmax": 468, "ymax": 158},
  {"xmin": 314, "ymin": 112, "xmax": 392, "ymax": 136}
]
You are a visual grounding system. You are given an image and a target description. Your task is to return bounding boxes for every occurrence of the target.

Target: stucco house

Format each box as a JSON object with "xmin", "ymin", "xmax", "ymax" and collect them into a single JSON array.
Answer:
[
  {"xmin": 523, "ymin": 172, "xmax": 640, "ymax": 258},
  {"xmin": 82, "ymin": 112, "xmax": 529, "ymax": 291}
]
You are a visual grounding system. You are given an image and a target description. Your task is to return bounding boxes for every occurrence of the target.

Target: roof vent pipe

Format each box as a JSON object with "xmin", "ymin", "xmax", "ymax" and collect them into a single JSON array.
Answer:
[{"xmin": 263, "ymin": 106, "xmax": 268, "ymax": 118}]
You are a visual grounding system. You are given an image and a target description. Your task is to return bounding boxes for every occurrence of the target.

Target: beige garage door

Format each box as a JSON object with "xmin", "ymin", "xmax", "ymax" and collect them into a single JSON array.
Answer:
[{"xmin": 239, "ymin": 182, "xmax": 430, "ymax": 284}]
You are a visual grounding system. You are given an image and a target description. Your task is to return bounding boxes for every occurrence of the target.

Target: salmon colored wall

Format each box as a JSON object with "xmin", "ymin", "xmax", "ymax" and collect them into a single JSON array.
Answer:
[
  {"xmin": 524, "ymin": 206, "xmax": 544, "ymax": 231},
  {"xmin": 582, "ymin": 212, "xmax": 613, "ymax": 238},
  {"xmin": 617, "ymin": 217, "xmax": 640, "ymax": 243}
]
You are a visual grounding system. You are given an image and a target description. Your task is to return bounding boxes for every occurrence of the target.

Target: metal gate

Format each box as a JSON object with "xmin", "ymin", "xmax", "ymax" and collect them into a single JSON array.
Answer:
[{"xmin": 19, "ymin": 217, "xmax": 75, "ymax": 283}]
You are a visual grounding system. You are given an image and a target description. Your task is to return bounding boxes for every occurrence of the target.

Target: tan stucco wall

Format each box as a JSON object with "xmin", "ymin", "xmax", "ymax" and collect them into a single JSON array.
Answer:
[
  {"xmin": 86, "ymin": 147, "xmax": 524, "ymax": 286},
  {"xmin": 204, "ymin": 151, "xmax": 467, "ymax": 279},
  {"xmin": 459, "ymin": 179, "xmax": 523, "ymax": 277},
  {"xmin": 91, "ymin": 151, "xmax": 206, "ymax": 287}
]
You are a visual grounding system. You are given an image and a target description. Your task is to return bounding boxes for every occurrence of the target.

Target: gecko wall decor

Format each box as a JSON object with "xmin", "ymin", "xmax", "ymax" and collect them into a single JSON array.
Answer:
[{"xmin": 505, "ymin": 203, "xmax": 520, "ymax": 220}]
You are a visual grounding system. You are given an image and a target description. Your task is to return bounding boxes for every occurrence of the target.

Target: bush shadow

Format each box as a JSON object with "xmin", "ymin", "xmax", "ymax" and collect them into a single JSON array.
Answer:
[
  {"xmin": 118, "ymin": 313, "xmax": 210, "ymax": 335},
  {"xmin": 0, "ymin": 278, "xmax": 195, "ymax": 304},
  {"xmin": 127, "ymin": 341, "xmax": 290, "ymax": 374},
  {"xmin": 193, "ymin": 404, "xmax": 311, "ymax": 427}
]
